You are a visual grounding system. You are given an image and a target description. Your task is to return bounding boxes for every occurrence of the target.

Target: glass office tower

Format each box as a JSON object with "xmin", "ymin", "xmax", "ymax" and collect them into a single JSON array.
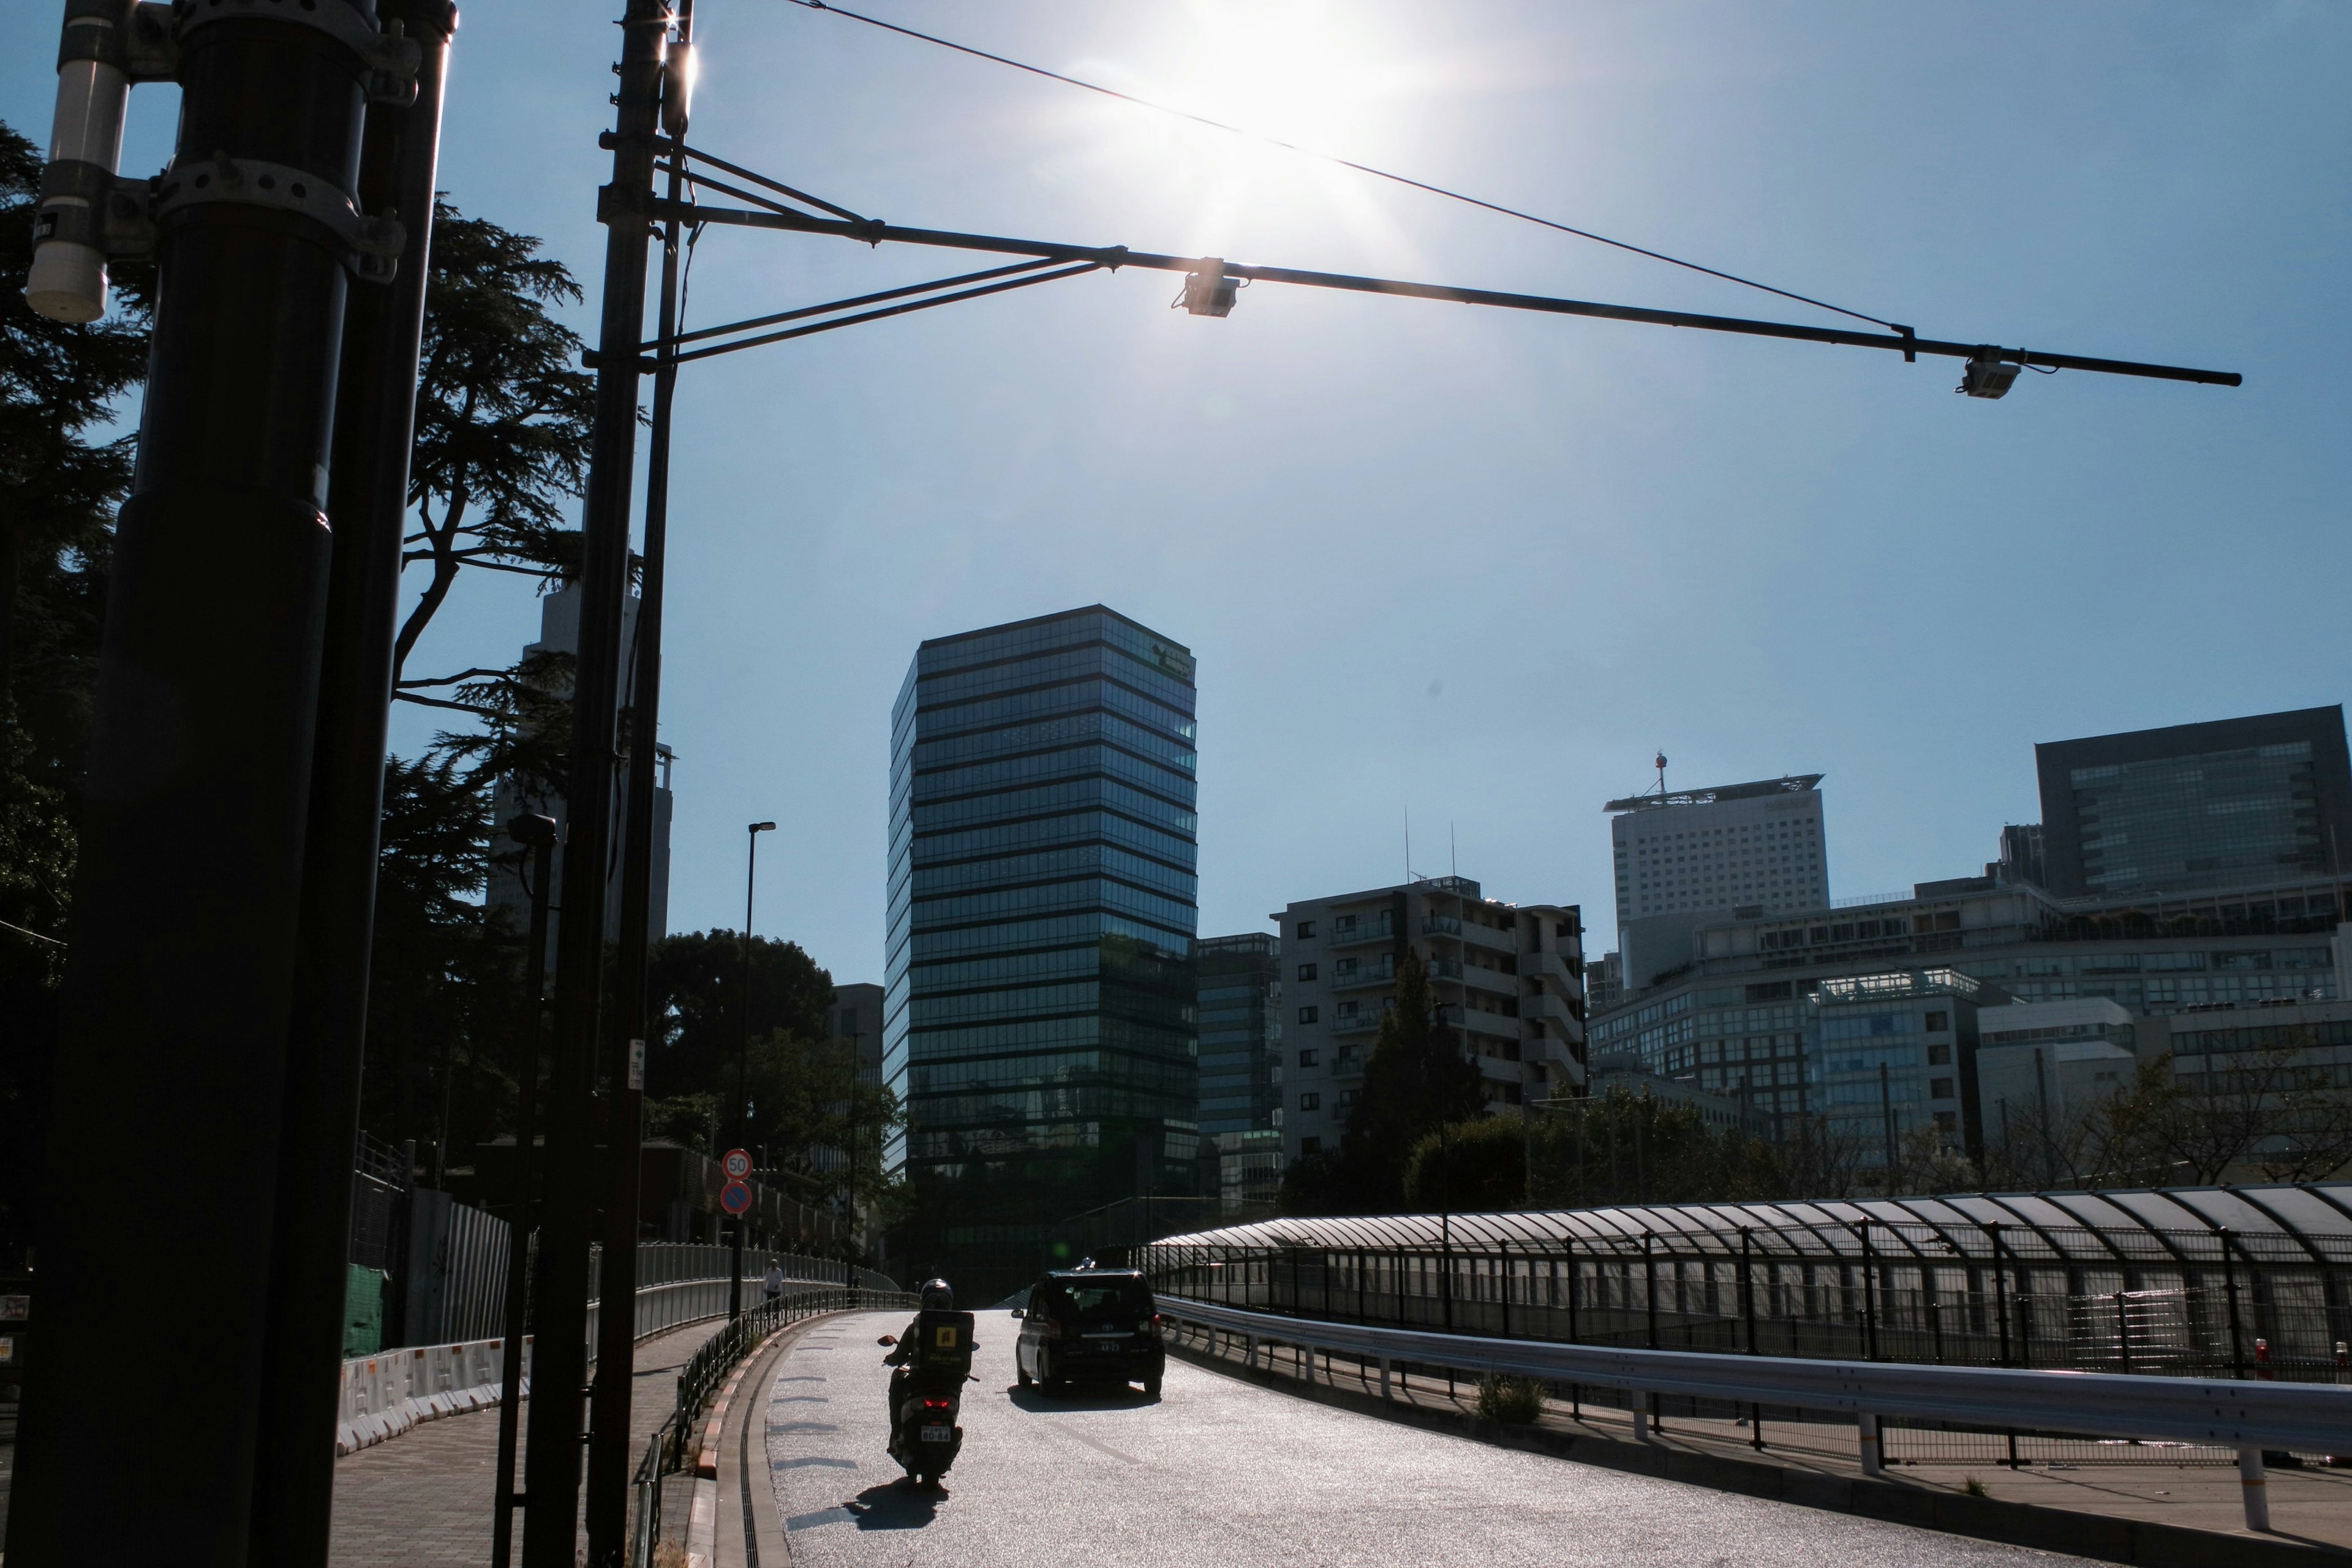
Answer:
[
  {"xmin": 885, "ymin": 607, "xmax": 1200, "ymax": 1235},
  {"xmin": 1196, "ymin": 933, "xmax": 1280, "ymax": 1136},
  {"xmin": 2034, "ymin": 707, "xmax": 2352, "ymax": 897}
]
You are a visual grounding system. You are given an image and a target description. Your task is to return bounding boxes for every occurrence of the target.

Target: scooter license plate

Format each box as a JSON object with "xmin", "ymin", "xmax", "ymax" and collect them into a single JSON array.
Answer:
[{"xmin": 919, "ymin": 1426, "xmax": 953, "ymax": 1442}]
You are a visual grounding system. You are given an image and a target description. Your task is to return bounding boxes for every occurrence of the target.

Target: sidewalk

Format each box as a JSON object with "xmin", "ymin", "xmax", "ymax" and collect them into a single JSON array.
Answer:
[
  {"xmin": 330, "ymin": 1318, "xmax": 727, "ymax": 1567},
  {"xmin": 1172, "ymin": 1325, "xmax": 2352, "ymax": 1561}
]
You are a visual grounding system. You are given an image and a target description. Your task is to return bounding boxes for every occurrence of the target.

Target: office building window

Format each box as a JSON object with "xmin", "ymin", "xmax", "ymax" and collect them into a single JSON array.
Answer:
[
  {"xmin": 1927, "ymin": 1043, "xmax": 1951, "ymax": 1065},
  {"xmin": 1930, "ymin": 1078, "xmax": 1956, "ymax": 1100},
  {"xmin": 1297, "ymin": 1050, "xmax": 1318, "ymax": 1068},
  {"xmin": 1299, "ymin": 1092, "xmax": 1320, "ymax": 1111},
  {"xmin": 1300, "ymin": 1136, "xmax": 1322, "ymax": 1155},
  {"xmin": 1924, "ymin": 1011, "xmax": 1949, "ymax": 1031},
  {"xmin": 1297, "ymin": 1006, "xmax": 1319, "ymax": 1024},
  {"xmin": 1297, "ymin": 963, "xmax": 1317, "ymax": 981},
  {"xmin": 1297, "ymin": 921, "xmax": 1317, "ymax": 938}
]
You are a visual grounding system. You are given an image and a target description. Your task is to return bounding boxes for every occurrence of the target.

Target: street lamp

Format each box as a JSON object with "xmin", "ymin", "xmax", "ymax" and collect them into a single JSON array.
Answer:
[
  {"xmin": 493, "ymin": 812, "xmax": 557, "ymax": 1568},
  {"xmin": 731, "ymin": 820, "xmax": 776, "ymax": 1320}
]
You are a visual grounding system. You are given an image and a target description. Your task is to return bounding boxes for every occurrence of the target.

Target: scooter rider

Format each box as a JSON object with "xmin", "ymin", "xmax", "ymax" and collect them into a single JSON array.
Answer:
[{"xmin": 884, "ymin": 1278, "xmax": 957, "ymax": 1430}]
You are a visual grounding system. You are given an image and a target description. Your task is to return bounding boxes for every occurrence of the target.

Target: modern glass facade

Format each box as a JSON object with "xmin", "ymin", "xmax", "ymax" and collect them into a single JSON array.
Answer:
[
  {"xmin": 1810, "ymin": 969, "xmax": 1978, "ymax": 1164},
  {"xmin": 1196, "ymin": 933, "xmax": 1280, "ymax": 1136},
  {"xmin": 2035, "ymin": 708, "xmax": 2352, "ymax": 898},
  {"xmin": 885, "ymin": 607, "xmax": 1200, "ymax": 1227}
]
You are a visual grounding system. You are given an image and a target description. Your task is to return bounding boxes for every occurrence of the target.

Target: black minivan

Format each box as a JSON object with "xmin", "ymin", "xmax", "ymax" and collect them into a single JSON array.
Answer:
[{"xmin": 1012, "ymin": 1268, "xmax": 1164, "ymax": 1396}]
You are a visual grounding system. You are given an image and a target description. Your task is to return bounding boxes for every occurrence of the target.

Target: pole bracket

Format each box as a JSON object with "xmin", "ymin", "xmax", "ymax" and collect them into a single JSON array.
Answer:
[
  {"xmin": 32, "ymin": 159, "xmax": 159, "ymax": 256},
  {"xmin": 58, "ymin": 0, "xmax": 181, "ymax": 81},
  {"xmin": 178, "ymin": 0, "xmax": 423, "ymax": 105},
  {"xmin": 152, "ymin": 153, "xmax": 406, "ymax": 282}
]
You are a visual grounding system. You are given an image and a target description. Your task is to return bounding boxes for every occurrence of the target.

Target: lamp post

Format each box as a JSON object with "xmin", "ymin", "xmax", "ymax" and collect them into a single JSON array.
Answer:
[
  {"xmin": 732, "ymin": 821, "xmax": 775, "ymax": 1320},
  {"xmin": 493, "ymin": 813, "xmax": 558, "ymax": 1568}
]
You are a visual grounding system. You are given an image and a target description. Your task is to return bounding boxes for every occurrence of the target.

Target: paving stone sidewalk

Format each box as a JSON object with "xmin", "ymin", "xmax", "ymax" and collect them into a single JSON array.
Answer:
[{"xmin": 330, "ymin": 1319, "xmax": 726, "ymax": 1568}]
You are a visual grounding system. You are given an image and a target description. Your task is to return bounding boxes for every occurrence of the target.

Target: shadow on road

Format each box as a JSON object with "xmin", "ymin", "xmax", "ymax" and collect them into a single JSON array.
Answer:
[
  {"xmin": 840, "ymin": 1479, "xmax": 949, "ymax": 1529},
  {"xmin": 1003, "ymin": 1384, "xmax": 1161, "ymax": 1414}
]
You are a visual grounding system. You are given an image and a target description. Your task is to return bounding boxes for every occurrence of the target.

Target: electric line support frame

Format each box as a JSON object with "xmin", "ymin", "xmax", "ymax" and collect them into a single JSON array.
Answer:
[{"xmin": 554, "ymin": 121, "xmax": 2241, "ymax": 1549}]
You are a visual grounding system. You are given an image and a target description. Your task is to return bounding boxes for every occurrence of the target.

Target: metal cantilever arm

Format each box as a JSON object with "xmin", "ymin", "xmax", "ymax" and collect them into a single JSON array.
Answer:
[{"xmin": 644, "ymin": 195, "xmax": 2242, "ymax": 388}]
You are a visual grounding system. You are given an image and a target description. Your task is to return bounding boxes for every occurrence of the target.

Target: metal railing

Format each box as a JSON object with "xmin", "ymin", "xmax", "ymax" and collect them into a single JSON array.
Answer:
[
  {"xmin": 1137, "ymin": 1218, "xmax": 2352, "ymax": 1384},
  {"xmin": 1155, "ymin": 1294, "xmax": 2351, "ymax": 1528},
  {"xmin": 628, "ymin": 1284, "xmax": 917, "ymax": 1568}
]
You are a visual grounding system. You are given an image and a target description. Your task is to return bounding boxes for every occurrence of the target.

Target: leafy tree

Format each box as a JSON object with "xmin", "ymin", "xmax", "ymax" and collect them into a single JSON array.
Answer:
[
  {"xmin": 1342, "ymin": 952, "xmax": 1487, "ymax": 1207},
  {"xmin": 643, "ymin": 930, "xmax": 835, "ymax": 1104},
  {"xmin": 359, "ymin": 754, "xmax": 527, "ymax": 1180},
  {"xmin": 0, "ymin": 116, "xmax": 153, "ymax": 1265},
  {"xmin": 393, "ymin": 202, "xmax": 595, "ymax": 687},
  {"xmin": 742, "ymin": 1028, "xmax": 905, "ymax": 1213},
  {"xmin": 1403, "ymin": 1115, "xmax": 1527, "ymax": 1211}
]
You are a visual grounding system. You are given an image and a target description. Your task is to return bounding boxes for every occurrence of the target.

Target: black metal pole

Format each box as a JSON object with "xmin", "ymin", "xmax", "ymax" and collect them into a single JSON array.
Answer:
[
  {"xmin": 7, "ymin": 3, "xmax": 381, "ymax": 1561},
  {"xmin": 586, "ymin": 11, "xmax": 692, "ymax": 1547},
  {"xmin": 734, "ymin": 821, "xmax": 774, "ymax": 1321},
  {"xmin": 520, "ymin": 1, "xmax": 668, "ymax": 1561},
  {"xmin": 493, "ymin": 818, "xmax": 555, "ymax": 1568},
  {"xmin": 247, "ymin": 9, "xmax": 454, "ymax": 1564}
]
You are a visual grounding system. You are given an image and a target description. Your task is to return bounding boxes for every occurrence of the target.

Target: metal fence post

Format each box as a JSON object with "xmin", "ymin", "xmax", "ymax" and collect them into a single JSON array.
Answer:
[
  {"xmin": 2239, "ymin": 1447, "xmax": 2271, "ymax": 1531},
  {"xmin": 2222, "ymin": 1227, "xmax": 2247, "ymax": 1379},
  {"xmin": 1859, "ymin": 1412, "xmax": 1883, "ymax": 1477}
]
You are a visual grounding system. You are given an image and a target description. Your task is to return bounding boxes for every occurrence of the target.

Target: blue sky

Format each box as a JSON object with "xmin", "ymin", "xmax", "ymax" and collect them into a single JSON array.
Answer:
[{"xmin": 10, "ymin": 2, "xmax": 2348, "ymax": 984}]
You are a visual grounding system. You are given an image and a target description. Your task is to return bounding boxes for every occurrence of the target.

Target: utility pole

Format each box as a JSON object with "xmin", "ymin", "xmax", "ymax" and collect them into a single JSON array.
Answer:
[
  {"xmin": 734, "ymin": 821, "xmax": 777, "ymax": 1321},
  {"xmin": 520, "ymin": 0, "xmax": 668, "ymax": 1561},
  {"xmin": 492, "ymin": 813, "xmax": 557, "ymax": 1568},
  {"xmin": 252, "ymin": 6, "xmax": 454, "ymax": 1564},
  {"xmin": 585, "ymin": 4, "xmax": 693, "ymax": 1555},
  {"xmin": 9, "ymin": 0, "xmax": 416, "ymax": 1561}
]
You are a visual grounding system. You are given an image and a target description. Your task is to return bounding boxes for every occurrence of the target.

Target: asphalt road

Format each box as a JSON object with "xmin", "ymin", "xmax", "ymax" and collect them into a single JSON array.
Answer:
[{"xmin": 763, "ymin": 1310, "xmax": 2100, "ymax": 1568}]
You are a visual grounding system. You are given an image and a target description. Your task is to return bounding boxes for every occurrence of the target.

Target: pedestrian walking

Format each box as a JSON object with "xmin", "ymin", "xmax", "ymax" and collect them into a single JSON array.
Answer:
[{"xmin": 763, "ymin": 1257, "xmax": 785, "ymax": 1303}]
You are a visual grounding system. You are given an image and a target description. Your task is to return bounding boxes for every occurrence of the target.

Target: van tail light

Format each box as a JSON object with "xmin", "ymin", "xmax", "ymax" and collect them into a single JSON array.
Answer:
[{"xmin": 1148, "ymin": 1313, "xmax": 1164, "ymax": 1338}]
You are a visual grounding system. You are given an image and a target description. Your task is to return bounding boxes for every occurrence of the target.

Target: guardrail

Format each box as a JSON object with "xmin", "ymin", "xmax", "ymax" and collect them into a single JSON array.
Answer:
[
  {"xmin": 629, "ymin": 1285, "xmax": 917, "ymax": 1568},
  {"xmin": 335, "ymin": 1269, "xmax": 854, "ymax": 1455},
  {"xmin": 1158, "ymin": 1294, "xmax": 2352, "ymax": 1530}
]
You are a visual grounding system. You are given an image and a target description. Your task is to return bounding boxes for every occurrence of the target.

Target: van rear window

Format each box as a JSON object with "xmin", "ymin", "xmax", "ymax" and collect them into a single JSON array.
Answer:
[{"xmin": 1049, "ymin": 1281, "xmax": 1152, "ymax": 1320}]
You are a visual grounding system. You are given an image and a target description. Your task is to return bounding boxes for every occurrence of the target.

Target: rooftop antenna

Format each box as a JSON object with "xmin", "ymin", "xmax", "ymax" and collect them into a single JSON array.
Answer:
[
  {"xmin": 1404, "ymin": 807, "xmax": 1412, "ymax": 884},
  {"xmin": 1450, "ymin": 820, "xmax": 1457, "ymax": 880},
  {"xmin": 1654, "ymin": 752, "xmax": 1669, "ymax": 798}
]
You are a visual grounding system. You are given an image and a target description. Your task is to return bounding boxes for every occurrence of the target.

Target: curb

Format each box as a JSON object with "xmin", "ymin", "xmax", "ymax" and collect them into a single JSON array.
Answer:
[
  {"xmin": 687, "ymin": 1311, "xmax": 848, "ymax": 1568},
  {"xmin": 1167, "ymin": 1339, "xmax": 2351, "ymax": 1568}
]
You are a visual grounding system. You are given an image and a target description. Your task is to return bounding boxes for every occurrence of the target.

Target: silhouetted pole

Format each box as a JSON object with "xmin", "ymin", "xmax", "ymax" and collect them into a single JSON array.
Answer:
[
  {"xmin": 734, "ymin": 820, "xmax": 775, "ymax": 1321},
  {"xmin": 584, "ymin": 7, "xmax": 694, "ymax": 1553},
  {"xmin": 249, "ymin": 7, "xmax": 454, "ymax": 1564},
  {"xmin": 493, "ymin": 813, "xmax": 557, "ymax": 1568},
  {"xmin": 6, "ymin": 0, "xmax": 402, "ymax": 1561},
  {"xmin": 519, "ymin": 0, "xmax": 668, "ymax": 1561}
]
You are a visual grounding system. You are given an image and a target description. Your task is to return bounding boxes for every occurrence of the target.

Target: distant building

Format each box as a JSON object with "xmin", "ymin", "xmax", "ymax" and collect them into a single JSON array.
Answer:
[
  {"xmin": 1973, "ymin": 997, "xmax": 2139, "ymax": 1163},
  {"xmin": 1587, "ymin": 874, "xmax": 2345, "ymax": 1150},
  {"xmin": 1579, "ymin": 1049, "xmax": 1773, "ymax": 1138},
  {"xmin": 1213, "ymin": 1128, "xmax": 1285, "ymax": 1215},
  {"xmin": 485, "ymin": 581, "xmax": 673, "ymax": 953},
  {"xmin": 1608, "ymin": 773, "xmax": 1828, "ymax": 992},
  {"xmin": 830, "ymin": 983, "xmax": 885, "ymax": 1087},
  {"xmin": 1196, "ymin": 933, "xmax": 1281, "ymax": 1137},
  {"xmin": 2035, "ymin": 707, "xmax": 2352, "ymax": 899},
  {"xmin": 1586, "ymin": 952, "xmax": 1624, "ymax": 1013},
  {"xmin": 1813, "ymin": 968, "xmax": 1985, "ymax": 1164},
  {"xmin": 1275, "ymin": 876, "xmax": 1585, "ymax": 1164},
  {"xmin": 2156, "ymin": 996, "xmax": 2352, "ymax": 1180},
  {"xmin": 883, "ymin": 606, "xmax": 1201, "ymax": 1227}
]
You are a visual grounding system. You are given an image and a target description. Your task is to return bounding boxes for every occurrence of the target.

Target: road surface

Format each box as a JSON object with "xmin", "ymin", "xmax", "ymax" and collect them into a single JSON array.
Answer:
[{"xmin": 760, "ymin": 1310, "xmax": 2098, "ymax": 1568}]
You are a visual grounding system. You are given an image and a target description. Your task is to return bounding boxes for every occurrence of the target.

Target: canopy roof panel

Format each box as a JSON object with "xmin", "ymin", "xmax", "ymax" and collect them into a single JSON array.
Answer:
[{"xmin": 1144, "ymin": 1184, "xmax": 2352, "ymax": 1266}]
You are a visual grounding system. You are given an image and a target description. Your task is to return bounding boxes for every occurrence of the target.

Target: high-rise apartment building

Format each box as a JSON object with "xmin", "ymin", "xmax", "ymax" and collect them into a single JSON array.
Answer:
[
  {"xmin": 884, "ymin": 606, "xmax": 1201, "ymax": 1227},
  {"xmin": 1608, "ymin": 774, "xmax": 1828, "ymax": 992},
  {"xmin": 1610, "ymin": 774, "xmax": 1829, "ymax": 921},
  {"xmin": 1276, "ymin": 877, "xmax": 1585, "ymax": 1164},
  {"xmin": 486, "ymin": 581, "xmax": 673, "ymax": 952},
  {"xmin": 2035, "ymin": 707, "xmax": 2352, "ymax": 898},
  {"xmin": 1196, "ymin": 933, "xmax": 1280, "ymax": 1136}
]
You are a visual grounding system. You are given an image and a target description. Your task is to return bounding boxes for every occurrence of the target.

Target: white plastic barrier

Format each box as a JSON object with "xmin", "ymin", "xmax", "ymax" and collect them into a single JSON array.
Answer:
[
  {"xmin": 336, "ymin": 1270, "xmax": 823, "ymax": 1456},
  {"xmin": 336, "ymin": 1335, "xmax": 522, "ymax": 1455}
]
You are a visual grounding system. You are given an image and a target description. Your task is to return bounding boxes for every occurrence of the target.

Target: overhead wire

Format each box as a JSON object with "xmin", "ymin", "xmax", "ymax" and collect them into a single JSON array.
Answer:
[{"xmin": 778, "ymin": 0, "xmax": 1907, "ymax": 332}]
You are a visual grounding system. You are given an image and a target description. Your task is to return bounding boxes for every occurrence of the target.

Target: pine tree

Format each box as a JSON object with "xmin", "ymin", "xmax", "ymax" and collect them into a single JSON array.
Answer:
[{"xmin": 1341, "ymin": 951, "xmax": 1487, "ymax": 1209}]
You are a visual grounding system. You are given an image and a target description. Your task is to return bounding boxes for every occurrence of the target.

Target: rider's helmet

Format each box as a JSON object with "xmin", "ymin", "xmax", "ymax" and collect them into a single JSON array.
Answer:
[{"xmin": 919, "ymin": 1278, "xmax": 954, "ymax": 1310}]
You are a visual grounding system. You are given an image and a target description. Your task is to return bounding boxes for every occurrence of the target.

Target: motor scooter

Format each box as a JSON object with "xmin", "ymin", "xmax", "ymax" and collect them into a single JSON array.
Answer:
[{"xmin": 878, "ymin": 1330, "xmax": 968, "ymax": 1485}]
